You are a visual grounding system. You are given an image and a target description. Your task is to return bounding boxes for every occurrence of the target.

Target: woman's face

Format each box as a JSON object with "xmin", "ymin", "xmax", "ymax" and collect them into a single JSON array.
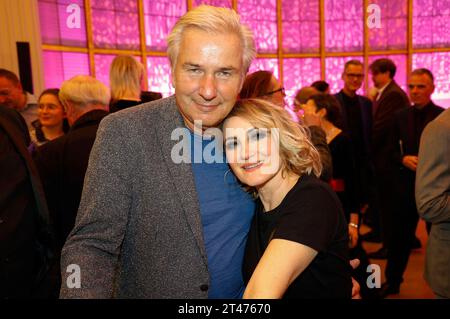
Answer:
[
  {"xmin": 38, "ymin": 94, "xmax": 65, "ymax": 128},
  {"xmin": 266, "ymin": 76, "xmax": 285, "ymax": 107},
  {"xmin": 223, "ymin": 115, "xmax": 281, "ymax": 188},
  {"xmin": 301, "ymin": 99, "xmax": 319, "ymax": 116}
]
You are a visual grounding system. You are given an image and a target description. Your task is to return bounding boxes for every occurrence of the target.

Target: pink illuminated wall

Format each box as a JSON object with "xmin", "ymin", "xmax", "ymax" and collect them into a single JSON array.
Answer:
[
  {"xmin": 38, "ymin": 0, "xmax": 450, "ymax": 106},
  {"xmin": 283, "ymin": 59, "xmax": 321, "ymax": 108},
  {"xmin": 38, "ymin": 0, "xmax": 87, "ymax": 46},
  {"xmin": 325, "ymin": 0, "xmax": 363, "ymax": 52},
  {"xmin": 369, "ymin": 0, "xmax": 407, "ymax": 50},
  {"xmin": 91, "ymin": 0, "xmax": 140, "ymax": 50},
  {"xmin": 282, "ymin": 0, "xmax": 319, "ymax": 53},
  {"xmin": 42, "ymin": 51, "xmax": 90, "ymax": 89},
  {"xmin": 238, "ymin": 0, "xmax": 278, "ymax": 54},
  {"xmin": 147, "ymin": 57, "xmax": 174, "ymax": 97},
  {"xmin": 192, "ymin": 0, "xmax": 232, "ymax": 8},
  {"xmin": 143, "ymin": 0, "xmax": 186, "ymax": 51},
  {"xmin": 413, "ymin": 0, "xmax": 450, "ymax": 49}
]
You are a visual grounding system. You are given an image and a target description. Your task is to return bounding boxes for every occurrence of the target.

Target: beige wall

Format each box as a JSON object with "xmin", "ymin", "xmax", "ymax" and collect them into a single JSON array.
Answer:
[{"xmin": 0, "ymin": 0, "xmax": 44, "ymax": 95}]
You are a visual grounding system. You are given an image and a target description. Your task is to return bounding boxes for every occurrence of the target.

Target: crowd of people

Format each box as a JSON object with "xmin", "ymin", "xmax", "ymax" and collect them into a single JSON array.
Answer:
[{"xmin": 0, "ymin": 5, "xmax": 449, "ymax": 300}]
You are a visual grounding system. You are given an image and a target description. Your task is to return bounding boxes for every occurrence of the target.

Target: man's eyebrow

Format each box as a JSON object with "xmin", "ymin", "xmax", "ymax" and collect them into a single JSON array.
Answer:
[{"xmin": 182, "ymin": 63, "xmax": 201, "ymax": 68}]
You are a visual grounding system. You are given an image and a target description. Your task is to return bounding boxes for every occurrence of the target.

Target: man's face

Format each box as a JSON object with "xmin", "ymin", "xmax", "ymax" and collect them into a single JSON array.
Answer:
[
  {"xmin": 371, "ymin": 71, "xmax": 391, "ymax": 89},
  {"xmin": 172, "ymin": 28, "xmax": 244, "ymax": 131},
  {"xmin": 342, "ymin": 64, "xmax": 364, "ymax": 93},
  {"xmin": 0, "ymin": 77, "xmax": 25, "ymax": 110},
  {"xmin": 408, "ymin": 74, "xmax": 434, "ymax": 107}
]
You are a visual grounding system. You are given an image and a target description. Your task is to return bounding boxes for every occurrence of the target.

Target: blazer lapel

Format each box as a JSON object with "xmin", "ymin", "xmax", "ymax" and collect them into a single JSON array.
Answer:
[{"xmin": 155, "ymin": 97, "xmax": 208, "ymax": 265}]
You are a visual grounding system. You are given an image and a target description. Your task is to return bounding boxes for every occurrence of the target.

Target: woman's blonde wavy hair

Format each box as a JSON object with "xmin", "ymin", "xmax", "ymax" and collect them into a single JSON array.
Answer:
[{"xmin": 226, "ymin": 98, "xmax": 322, "ymax": 178}]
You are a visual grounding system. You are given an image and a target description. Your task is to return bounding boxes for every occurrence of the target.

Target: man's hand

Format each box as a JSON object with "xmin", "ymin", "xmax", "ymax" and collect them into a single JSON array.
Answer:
[
  {"xmin": 350, "ymin": 259, "xmax": 361, "ymax": 299},
  {"xmin": 402, "ymin": 155, "xmax": 418, "ymax": 171}
]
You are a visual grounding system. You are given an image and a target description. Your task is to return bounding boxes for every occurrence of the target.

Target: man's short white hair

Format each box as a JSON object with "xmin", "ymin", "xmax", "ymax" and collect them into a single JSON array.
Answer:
[
  {"xmin": 167, "ymin": 5, "xmax": 256, "ymax": 75},
  {"xmin": 59, "ymin": 75, "xmax": 110, "ymax": 108}
]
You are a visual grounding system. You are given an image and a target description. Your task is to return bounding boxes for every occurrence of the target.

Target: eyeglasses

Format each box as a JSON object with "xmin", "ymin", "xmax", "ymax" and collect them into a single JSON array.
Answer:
[
  {"xmin": 345, "ymin": 73, "xmax": 364, "ymax": 79},
  {"xmin": 262, "ymin": 87, "xmax": 285, "ymax": 97}
]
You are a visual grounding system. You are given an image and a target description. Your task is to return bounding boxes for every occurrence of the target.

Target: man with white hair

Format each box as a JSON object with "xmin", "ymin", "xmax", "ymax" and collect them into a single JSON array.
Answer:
[
  {"xmin": 59, "ymin": 6, "xmax": 359, "ymax": 299},
  {"xmin": 34, "ymin": 75, "xmax": 110, "ymax": 253}
]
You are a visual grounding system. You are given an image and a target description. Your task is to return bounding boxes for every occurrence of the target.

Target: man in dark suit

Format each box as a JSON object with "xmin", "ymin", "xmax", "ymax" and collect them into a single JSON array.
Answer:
[
  {"xmin": 34, "ymin": 75, "xmax": 110, "ymax": 251},
  {"xmin": 368, "ymin": 58, "xmax": 410, "ymax": 260},
  {"xmin": 379, "ymin": 69, "xmax": 444, "ymax": 297},
  {"xmin": 335, "ymin": 60, "xmax": 373, "ymax": 228},
  {"xmin": 0, "ymin": 105, "xmax": 53, "ymax": 298}
]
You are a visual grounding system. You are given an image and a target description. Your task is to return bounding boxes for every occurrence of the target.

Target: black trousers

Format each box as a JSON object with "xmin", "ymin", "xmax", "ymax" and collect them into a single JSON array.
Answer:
[{"xmin": 385, "ymin": 173, "xmax": 418, "ymax": 285}]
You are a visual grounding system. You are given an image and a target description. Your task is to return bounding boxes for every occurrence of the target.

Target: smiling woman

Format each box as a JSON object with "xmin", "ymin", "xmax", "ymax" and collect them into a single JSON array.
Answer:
[
  {"xmin": 223, "ymin": 98, "xmax": 352, "ymax": 299},
  {"xmin": 30, "ymin": 88, "xmax": 69, "ymax": 147}
]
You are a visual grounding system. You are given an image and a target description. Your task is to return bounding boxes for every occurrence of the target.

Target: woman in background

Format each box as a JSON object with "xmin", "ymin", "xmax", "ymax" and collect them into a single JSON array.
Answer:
[
  {"xmin": 302, "ymin": 93, "xmax": 360, "ymax": 247},
  {"xmin": 109, "ymin": 55, "xmax": 145, "ymax": 112},
  {"xmin": 30, "ymin": 88, "xmax": 68, "ymax": 147},
  {"xmin": 223, "ymin": 98, "xmax": 352, "ymax": 298},
  {"xmin": 239, "ymin": 70, "xmax": 333, "ymax": 182}
]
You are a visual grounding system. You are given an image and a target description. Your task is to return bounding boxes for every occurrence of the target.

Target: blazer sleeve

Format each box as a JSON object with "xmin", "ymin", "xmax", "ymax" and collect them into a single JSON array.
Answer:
[
  {"xmin": 415, "ymin": 117, "xmax": 450, "ymax": 224},
  {"xmin": 60, "ymin": 115, "xmax": 134, "ymax": 298},
  {"xmin": 309, "ymin": 125, "xmax": 333, "ymax": 182}
]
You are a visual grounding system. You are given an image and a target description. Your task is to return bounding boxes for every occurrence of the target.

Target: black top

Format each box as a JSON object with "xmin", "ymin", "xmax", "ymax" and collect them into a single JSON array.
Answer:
[
  {"xmin": 243, "ymin": 174, "xmax": 352, "ymax": 299},
  {"xmin": 110, "ymin": 99, "xmax": 142, "ymax": 113},
  {"xmin": 329, "ymin": 132, "xmax": 359, "ymax": 221}
]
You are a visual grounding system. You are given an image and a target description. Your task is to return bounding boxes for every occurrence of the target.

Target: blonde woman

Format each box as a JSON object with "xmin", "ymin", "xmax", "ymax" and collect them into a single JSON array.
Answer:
[
  {"xmin": 223, "ymin": 98, "xmax": 352, "ymax": 298},
  {"xmin": 109, "ymin": 55, "xmax": 145, "ymax": 112}
]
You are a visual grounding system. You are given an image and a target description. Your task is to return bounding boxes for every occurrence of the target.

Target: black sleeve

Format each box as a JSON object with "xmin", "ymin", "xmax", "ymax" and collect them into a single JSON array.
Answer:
[
  {"xmin": 272, "ymin": 182, "xmax": 342, "ymax": 253},
  {"xmin": 341, "ymin": 136, "xmax": 360, "ymax": 216}
]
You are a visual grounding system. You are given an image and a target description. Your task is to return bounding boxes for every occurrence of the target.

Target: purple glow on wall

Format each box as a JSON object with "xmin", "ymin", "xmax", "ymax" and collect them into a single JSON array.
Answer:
[
  {"xmin": 192, "ymin": 0, "xmax": 232, "ymax": 8},
  {"xmin": 147, "ymin": 57, "xmax": 174, "ymax": 97},
  {"xmin": 325, "ymin": 57, "xmax": 364, "ymax": 95},
  {"xmin": 238, "ymin": 0, "xmax": 278, "ymax": 54},
  {"xmin": 42, "ymin": 51, "xmax": 90, "ymax": 89},
  {"xmin": 143, "ymin": 0, "xmax": 186, "ymax": 51},
  {"xmin": 413, "ymin": 52, "xmax": 450, "ymax": 108},
  {"xmin": 282, "ymin": 0, "xmax": 319, "ymax": 53},
  {"xmin": 91, "ymin": 0, "xmax": 140, "ymax": 50},
  {"xmin": 325, "ymin": 0, "xmax": 363, "ymax": 52},
  {"xmin": 369, "ymin": 0, "xmax": 407, "ymax": 50},
  {"xmin": 283, "ymin": 58, "xmax": 321, "ymax": 108},
  {"xmin": 38, "ymin": 0, "xmax": 87, "ymax": 46},
  {"xmin": 413, "ymin": 0, "xmax": 450, "ymax": 49},
  {"xmin": 249, "ymin": 59, "xmax": 279, "ymax": 78},
  {"xmin": 368, "ymin": 55, "xmax": 408, "ymax": 92}
]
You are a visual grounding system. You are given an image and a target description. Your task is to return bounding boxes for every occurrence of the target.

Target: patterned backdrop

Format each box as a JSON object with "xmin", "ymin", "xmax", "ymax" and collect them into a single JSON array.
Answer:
[{"xmin": 38, "ymin": 0, "xmax": 450, "ymax": 107}]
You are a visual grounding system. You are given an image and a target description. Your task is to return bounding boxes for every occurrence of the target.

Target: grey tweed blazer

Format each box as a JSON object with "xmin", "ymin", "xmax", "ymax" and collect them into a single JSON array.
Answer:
[
  {"xmin": 60, "ymin": 96, "xmax": 210, "ymax": 298},
  {"xmin": 416, "ymin": 108, "xmax": 450, "ymax": 298}
]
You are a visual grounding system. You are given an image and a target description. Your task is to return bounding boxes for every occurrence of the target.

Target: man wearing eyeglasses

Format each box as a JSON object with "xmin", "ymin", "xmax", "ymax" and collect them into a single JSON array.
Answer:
[
  {"xmin": 378, "ymin": 68, "xmax": 444, "ymax": 298},
  {"xmin": 334, "ymin": 60, "xmax": 376, "ymax": 299}
]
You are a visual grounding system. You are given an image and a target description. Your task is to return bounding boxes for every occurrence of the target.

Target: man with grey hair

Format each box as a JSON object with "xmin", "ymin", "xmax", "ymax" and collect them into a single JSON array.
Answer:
[
  {"xmin": 33, "ymin": 75, "xmax": 109, "ymax": 296},
  {"xmin": 378, "ymin": 68, "xmax": 444, "ymax": 298},
  {"xmin": 59, "ymin": 6, "xmax": 359, "ymax": 299},
  {"xmin": 59, "ymin": 6, "xmax": 257, "ymax": 299}
]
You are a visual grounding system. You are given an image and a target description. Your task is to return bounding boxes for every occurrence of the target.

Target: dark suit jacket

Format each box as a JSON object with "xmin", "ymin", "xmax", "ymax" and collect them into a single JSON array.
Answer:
[
  {"xmin": 0, "ymin": 105, "xmax": 52, "ymax": 298},
  {"xmin": 372, "ymin": 81, "xmax": 410, "ymax": 172},
  {"xmin": 393, "ymin": 102, "xmax": 444, "ymax": 181},
  {"xmin": 334, "ymin": 91, "xmax": 373, "ymax": 204},
  {"xmin": 34, "ymin": 110, "xmax": 109, "ymax": 250}
]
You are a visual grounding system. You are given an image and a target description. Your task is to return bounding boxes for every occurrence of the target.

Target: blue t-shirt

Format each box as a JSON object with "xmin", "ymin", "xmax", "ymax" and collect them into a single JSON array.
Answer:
[{"xmin": 190, "ymin": 131, "xmax": 255, "ymax": 298}]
